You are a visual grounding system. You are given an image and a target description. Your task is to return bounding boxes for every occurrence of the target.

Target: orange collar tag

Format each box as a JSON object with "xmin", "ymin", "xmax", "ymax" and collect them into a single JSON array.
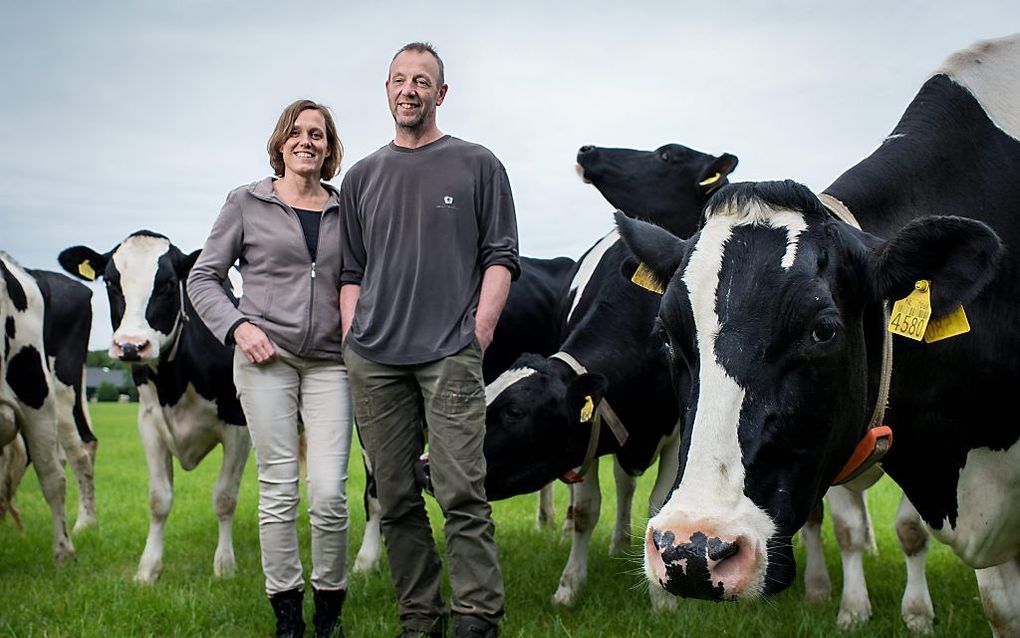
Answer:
[{"xmin": 832, "ymin": 425, "xmax": 893, "ymax": 485}]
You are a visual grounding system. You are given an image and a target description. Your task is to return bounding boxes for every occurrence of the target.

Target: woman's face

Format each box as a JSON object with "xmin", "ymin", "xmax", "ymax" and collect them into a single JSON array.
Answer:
[{"xmin": 279, "ymin": 108, "xmax": 330, "ymax": 179}]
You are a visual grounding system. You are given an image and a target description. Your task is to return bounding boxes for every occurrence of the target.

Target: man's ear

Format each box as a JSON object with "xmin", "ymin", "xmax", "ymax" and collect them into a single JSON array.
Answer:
[
  {"xmin": 436, "ymin": 84, "xmax": 448, "ymax": 107},
  {"xmin": 615, "ymin": 211, "xmax": 689, "ymax": 293},
  {"xmin": 58, "ymin": 246, "xmax": 110, "ymax": 282},
  {"xmin": 697, "ymin": 153, "xmax": 739, "ymax": 192},
  {"xmin": 868, "ymin": 215, "xmax": 1002, "ymax": 315},
  {"xmin": 565, "ymin": 373, "xmax": 609, "ymax": 425}
]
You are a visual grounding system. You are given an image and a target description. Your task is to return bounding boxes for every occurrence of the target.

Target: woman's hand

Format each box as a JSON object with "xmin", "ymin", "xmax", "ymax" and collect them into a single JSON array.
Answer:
[{"xmin": 234, "ymin": 322, "xmax": 277, "ymax": 364}]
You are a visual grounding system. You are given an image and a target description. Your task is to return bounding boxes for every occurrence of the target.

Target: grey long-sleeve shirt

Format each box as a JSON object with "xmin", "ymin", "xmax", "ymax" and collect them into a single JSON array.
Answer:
[{"xmin": 340, "ymin": 135, "xmax": 520, "ymax": 366}]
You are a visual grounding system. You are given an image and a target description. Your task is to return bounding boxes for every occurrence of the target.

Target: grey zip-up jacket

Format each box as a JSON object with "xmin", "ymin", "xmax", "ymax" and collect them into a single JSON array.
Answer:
[{"xmin": 188, "ymin": 177, "xmax": 344, "ymax": 361}]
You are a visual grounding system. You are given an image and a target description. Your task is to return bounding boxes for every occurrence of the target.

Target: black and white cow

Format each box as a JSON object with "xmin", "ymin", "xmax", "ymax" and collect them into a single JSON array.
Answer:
[
  {"xmin": 619, "ymin": 34, "xmax": 1020, "ymax": 637},
  {"xmin": 59, "ymin": 231, "xmax": 250, "ymax": 584},
  {"xmin": 474, "ymin": 143, "xmax": 740, "ymax": 608},
  {"xmin": 0, "ymin": 252, "xmax": 74, "ymax": 563},
  {"xmin": 29, "ymin": 269, "xmax": 98, "ymax": 532},
  {"xmin": 1, "ymin": 269, "xmax": 98, "ymax": 534}
]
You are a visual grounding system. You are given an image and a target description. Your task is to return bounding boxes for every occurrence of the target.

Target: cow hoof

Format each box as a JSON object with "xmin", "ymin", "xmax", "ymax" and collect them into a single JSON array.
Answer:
[
  {"xmin": 804, "ymin": 575, "xmax": 832, "ymax": 602},
  {"xmin": 649, "ymin": 586, "xmax": 678, "ymax": 612},
  {"xmin": 352, "ymin": 554, "xmax": 380, "ymax": 574},
  {"xmin": 53, "ymin": 545, "xmax": 77, "ymax": 566},
  {"xmin": 73, "ymin": 515, "xmax": 98, "ymax": 534},
  {"xmin": 836, "ymin": 604, "xmax": 872, "ymax": 630},
  {"xmin": 552, "ymin": 583, "xmax": 580, "ymax": 607},
  {"xmin": 902, "ymin": 600, "xmax": 935, "ymax": 635},
  {"xmin": 135, "ymin": 563, "xmax": 161, "ymax": 586},
  {"xmin": 214, "ymin": 553, "xmax": 236, "ymax": 579}
]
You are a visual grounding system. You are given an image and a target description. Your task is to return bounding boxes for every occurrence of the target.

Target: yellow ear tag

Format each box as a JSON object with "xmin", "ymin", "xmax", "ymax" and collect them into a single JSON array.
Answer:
[
  {"xmin": 888, "ymin": 280, "xmax": 932, "ymax": 341},
  {"xmin": 579, "ymin": 395, "xmax": 595, "ymax": 423},
  {"xmin": 698, "ymin": 172, "xmax": 722, "ymax": 187},
  {"xmin": 631, "ymin": 262, "xmax": 666, "ymax": 294},
  {"xmin": 78, "ymin": 260, "xmax": 96, "ymax": 281},
  {"xmin": 924, "ymin": 305, "xmax": 970, "ymax": 343}
]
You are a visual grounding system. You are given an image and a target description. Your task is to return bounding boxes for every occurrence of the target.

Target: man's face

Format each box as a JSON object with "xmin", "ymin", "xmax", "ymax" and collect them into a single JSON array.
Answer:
[{"xmin": 387, "ymin": 50, "xmax": 447, "ymax": 130}]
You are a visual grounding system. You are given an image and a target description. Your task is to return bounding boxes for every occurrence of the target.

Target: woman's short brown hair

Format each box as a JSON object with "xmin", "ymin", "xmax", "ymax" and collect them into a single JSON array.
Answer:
[{"xmin": 267, "ymin": 99, "xmax": 344, "ymax": 181}]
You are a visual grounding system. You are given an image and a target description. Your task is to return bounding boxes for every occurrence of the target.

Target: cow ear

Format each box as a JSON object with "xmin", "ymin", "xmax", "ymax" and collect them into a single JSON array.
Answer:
[
  {"xmin": 565, "ymin": 373, "xmax": 609, "ymax": 425},
  {"xmin": 176, "ymin": 249, "xmax": 202, "ymax": 278},
  {"xmin": 58, "ymin": 246, "xmax": 108, "ymax": 281},
  {"xmin": 697, "ymin": 153, "xmax": 738, "ymax": 192},
  {"xmin": 615, "ymin": 211, "xmax": 688, "ymax": 292},
  {"xmin": 868, "ymin": 215, "xmax": 1002, "ymax": 315}
]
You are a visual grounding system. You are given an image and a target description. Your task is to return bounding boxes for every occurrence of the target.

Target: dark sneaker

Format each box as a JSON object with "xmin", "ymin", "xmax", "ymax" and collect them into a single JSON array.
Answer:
[{"xmin": 452, "ymin": 615, "xmax": 498, "ymax": 638}]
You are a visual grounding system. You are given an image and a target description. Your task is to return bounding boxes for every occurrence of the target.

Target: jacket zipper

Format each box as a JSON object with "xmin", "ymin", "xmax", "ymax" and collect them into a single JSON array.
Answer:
[{"xmin": 296, "ymin": 209, "xmax": 326, "ymax": 356}]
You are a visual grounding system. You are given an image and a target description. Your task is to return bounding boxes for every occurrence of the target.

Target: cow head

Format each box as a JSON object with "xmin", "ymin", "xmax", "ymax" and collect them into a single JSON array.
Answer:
[
  {"xmin": 577, "ymin": 143, "xmax": 738, "ymax": 237},
  {"xmin": 614, "ymin": 181, "xmax": 1002, "ymax": 602},
  {"xmin": 59, "ymin": 231, "xmax": 200, "ymax": 362},
  {"xmin": 482, "ymin": 354, "xmax": 608, "ymax": 500}
]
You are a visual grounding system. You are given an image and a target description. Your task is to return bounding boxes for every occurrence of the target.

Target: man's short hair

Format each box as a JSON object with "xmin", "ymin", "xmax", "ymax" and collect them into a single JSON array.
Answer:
[
  {"xmin": 267, "ymin": 99, "xmax": 343, "ymax": 181},
  {"xmin": 391, "ymin": 41, "xmax": 445, "ymax": 86}
]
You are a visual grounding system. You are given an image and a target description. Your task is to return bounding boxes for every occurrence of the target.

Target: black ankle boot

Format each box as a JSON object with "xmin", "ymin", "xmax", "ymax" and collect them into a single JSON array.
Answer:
[
  {"xmin": 268, "ymin": 588, "xmax": 306, "ymax": 638},
  {"xmin": 312, "ymin": 587, "xmax": 346, "ymax": 638},
  {"xmin": 452, "ymin": 615, "xmax": 498, "ymax": 638}
]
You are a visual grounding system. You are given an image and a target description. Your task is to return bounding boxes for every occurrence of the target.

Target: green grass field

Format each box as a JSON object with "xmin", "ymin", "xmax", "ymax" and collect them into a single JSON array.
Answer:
[{"xmin": 0, "ymin": 403, "xmax": 989, "ymax": 637}]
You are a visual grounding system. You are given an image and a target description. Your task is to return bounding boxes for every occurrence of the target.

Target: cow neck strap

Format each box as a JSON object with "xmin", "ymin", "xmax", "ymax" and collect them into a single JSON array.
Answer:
[
  {"xmin": 818, "ymin": 193, "xmax": 895, "ymax": 484},
  {"xmin": 167, "ymin": 282, "xmax": 189, "ymax": 362},
  {"xmin": 549, "ymin": 351, "xmax": 629, "ymax": 483}
]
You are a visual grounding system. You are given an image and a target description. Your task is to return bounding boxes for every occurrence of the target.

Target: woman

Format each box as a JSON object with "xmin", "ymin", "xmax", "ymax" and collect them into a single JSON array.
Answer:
[{"xmin": 188, "ymin": 99, "xmax": 351, "ymax": 638}]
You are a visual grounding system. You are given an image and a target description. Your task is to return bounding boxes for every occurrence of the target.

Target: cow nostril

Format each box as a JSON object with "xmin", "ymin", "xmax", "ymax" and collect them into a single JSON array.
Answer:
[
  {"xmin": 707, "ymin": 539, "xmax": 739, "ymax": 562},
  {"xmin": 578, "ymin": 145, "xmax": 595, "ymax": 154}
]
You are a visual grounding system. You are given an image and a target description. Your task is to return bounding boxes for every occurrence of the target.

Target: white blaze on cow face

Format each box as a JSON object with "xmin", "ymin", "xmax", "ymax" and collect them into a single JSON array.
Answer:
[
  {"xmin": 110, "ymin": 235, "xmax": 177, "ymax": 361},
  {"xmin": 485, "ymin": 367, "xmax": 537, "ymax": 406},
  {"xmin": 645, "ymin": 199, "xmax": 810, "ymax": 600}
]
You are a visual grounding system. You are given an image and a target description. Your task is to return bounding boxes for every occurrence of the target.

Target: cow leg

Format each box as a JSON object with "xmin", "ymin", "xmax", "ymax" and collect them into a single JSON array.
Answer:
[
  {"xmin": 0, "ymin": 434, "xmax": 28, "ymax": 531},
  {"xmin": 353, "ymin": 448, "xmax": 382, "ymax": 573},
  {"xmin": 609, "ymin": 458, "xmax": 635, "ymax": 557},
  {"xmin": 212, "ymin": 424, "xmax": 250, "ymax": 579},
  {"xmin": 802, "ymin": 502, "xmax": 832, "ymax": 602},
  {"xmin": 536, "ymin": 482, "xmax": 555, "ymax": 530},
  {"xmin": 552, "ymin": 460, "xmax": 601, "ymax": 606},
  {"xmin": 55, "ymin": 382, "xmax": 97, "ymax": 532},
  {"xmin": 562, "ymin": 484, "xmax": 576, "ymax": 535},
  {"xmin": 895, "ymin": 495, "xmax": 934, "ymax": 634},
  {"xmin": 827, "ymin": 485, "xmax": 872, "ymax": 629},
  {"xmin": 648, "ymin": 428, "xmax": 681, "ymax": 611},
  {"xmin": 975, "ymin": 558, "xmax": 1020, "ymax": 638},
  {"xmin": 136, "ymin": 394, "xmax": 173, "ymax": 585},
  {"xmin": 21, "ymin": 403, "xmax": 75, "ymax": 564}
]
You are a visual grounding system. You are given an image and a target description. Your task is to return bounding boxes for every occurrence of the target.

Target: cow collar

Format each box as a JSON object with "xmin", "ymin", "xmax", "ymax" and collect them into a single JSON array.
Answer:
[
  {"xmin": 166, "ymin": 282, "xmax": 189, "ymax": 362},
  {"xmin": 818, "ymin": 193, "xmax": 894, "ymax": 485},
  {"xmin": 549, "ymin": 351, "xmax": 629, "ymax": 484}
]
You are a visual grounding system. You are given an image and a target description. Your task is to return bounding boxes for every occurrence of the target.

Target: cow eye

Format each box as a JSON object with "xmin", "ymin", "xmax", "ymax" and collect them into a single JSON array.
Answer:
[
  {"xmin": 811, "ymin": 321, "xmax": 838, "ymax": 344},
  {"xmin": 504, "ymin": 406, "xmax": 525, "ymax": 419},
  {"xmin": 659, "ymin": 151, "xmax": 670, "ymax": 162}
]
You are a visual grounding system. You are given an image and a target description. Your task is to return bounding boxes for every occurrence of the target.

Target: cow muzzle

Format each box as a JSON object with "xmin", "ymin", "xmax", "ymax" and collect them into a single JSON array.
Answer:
[
  {"xmin": 644, "ymin": 518, "xmax": 767, "ymax": 601},
  {"xmin": 111, "ymin": 336, "xmax": 154, "ymax": 362}
]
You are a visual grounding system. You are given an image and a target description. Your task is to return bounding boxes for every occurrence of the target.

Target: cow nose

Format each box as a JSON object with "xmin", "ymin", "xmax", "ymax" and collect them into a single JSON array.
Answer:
[
  {"xmin": 708, "ymin": 538, "xmax": 739, "ymax": 562},
  {"xmin": 578, "ymin": 145, "xmax": 595, "ymax": 154},
  {"xmin": 645, "ymin": 522, "xmax": 760, "ymax": 601},
  {"xmin": 120, "ymin": 343, "xmax": 140, "ymax": 361}
]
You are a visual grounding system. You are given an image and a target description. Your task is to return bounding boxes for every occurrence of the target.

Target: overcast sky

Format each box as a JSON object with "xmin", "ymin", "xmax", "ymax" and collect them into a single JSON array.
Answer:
[{"xmin": 2, "ymin": 1, "xmax": 1017, "ymax": 348}]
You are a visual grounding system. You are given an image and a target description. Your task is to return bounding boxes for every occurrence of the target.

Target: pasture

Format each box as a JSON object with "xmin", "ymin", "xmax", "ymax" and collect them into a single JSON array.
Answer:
[{"xmin": 0, "ymin": 403, "xmax": 988, "ymax": 637}]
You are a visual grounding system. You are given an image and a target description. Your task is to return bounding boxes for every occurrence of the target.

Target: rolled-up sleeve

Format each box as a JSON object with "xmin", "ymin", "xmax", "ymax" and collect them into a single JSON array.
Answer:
[
  {"xmin": 478, "ymin": 164, "xmax": 520, "ymax": 280},
  {"xmin": 187, "ymin": 190, "xmax": 247, "ymax": 344},
  {"xmin": 339, "ymin": 173, "xmax": 367, "ymax": 287}
]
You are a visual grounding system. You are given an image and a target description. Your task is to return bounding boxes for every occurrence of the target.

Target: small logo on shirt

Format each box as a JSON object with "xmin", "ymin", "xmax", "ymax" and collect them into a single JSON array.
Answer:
[{"xmin": 436, "ymin": 194, "xmax": 458, "ymax": 210}]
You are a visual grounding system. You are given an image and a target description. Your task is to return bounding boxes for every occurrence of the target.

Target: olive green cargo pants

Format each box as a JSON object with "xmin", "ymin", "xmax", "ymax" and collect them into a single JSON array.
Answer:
[{"xmin": 344, "ymin": 341, "xmax": 504, "ymax": 631}]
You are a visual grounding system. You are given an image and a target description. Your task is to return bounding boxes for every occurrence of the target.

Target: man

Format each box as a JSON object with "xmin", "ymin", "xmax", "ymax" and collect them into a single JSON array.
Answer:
[{"xmin": 339, "ymin": 42, "xmax": 519, "ymax": 638}]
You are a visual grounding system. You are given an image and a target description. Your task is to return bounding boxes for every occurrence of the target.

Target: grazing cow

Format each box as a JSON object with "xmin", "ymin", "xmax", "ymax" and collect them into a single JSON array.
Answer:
[
  {"xmin": 59, "ymin": 231, "xmax": 251, "ymax": 584},
  {"xmin": 0, "ymin": 252, "xmax": 74, "ymax": 563},
  {"xmin": 475, "ymin": 143, "xmax": 739, "ymax": 608},
  {"xmin": 619, "ymin": 34, "xmax": 1020, "ymax": 637}
]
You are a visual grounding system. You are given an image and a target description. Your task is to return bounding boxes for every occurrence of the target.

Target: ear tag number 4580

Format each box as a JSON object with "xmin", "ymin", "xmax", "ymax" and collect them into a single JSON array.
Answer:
[{"xmin": 888, "ymin": 280, "xmax": 970, "ymax": 343}]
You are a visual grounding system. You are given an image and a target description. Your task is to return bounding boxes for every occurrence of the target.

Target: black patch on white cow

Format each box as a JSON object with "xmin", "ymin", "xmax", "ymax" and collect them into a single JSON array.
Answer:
[
  {"xmin": 1, "ymin": 260, "xmax": 28, "ymax": 312},
  {"xmin": 6, "ymin": 345, "xmax": 49, "ymax": 409}
]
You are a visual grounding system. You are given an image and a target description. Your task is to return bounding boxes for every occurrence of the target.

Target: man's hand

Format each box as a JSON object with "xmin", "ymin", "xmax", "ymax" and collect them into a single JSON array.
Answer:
[
  {"xmin": 475, "ymin": 323, "xmax": 496, "ymax": 354},
  {"xmin": 234, "ymin": 322, "xmax": 277, "ymax": 364},
  {"xmin": 474, "ymin": 265, "xmax": 512, "ymax": 356},
  {"xmin": 340, "ymin": 284, "xmax": 361, "ymax": 344}
]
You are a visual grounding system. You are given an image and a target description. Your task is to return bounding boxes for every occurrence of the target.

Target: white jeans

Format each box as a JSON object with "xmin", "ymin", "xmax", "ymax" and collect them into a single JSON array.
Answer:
[{"xmin": 233, "ymin": 347, "xmax": 353, "ymax": 595}]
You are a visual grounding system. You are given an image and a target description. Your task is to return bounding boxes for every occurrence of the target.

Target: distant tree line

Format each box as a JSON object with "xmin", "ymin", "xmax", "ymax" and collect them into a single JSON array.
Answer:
[
  {"xmin": 87, "ymin": 350, "xmax": 138, "ymax": 402},
  {"xmin": 87, "ymin": 350, "xmax": 128, "ymax": 370}
]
